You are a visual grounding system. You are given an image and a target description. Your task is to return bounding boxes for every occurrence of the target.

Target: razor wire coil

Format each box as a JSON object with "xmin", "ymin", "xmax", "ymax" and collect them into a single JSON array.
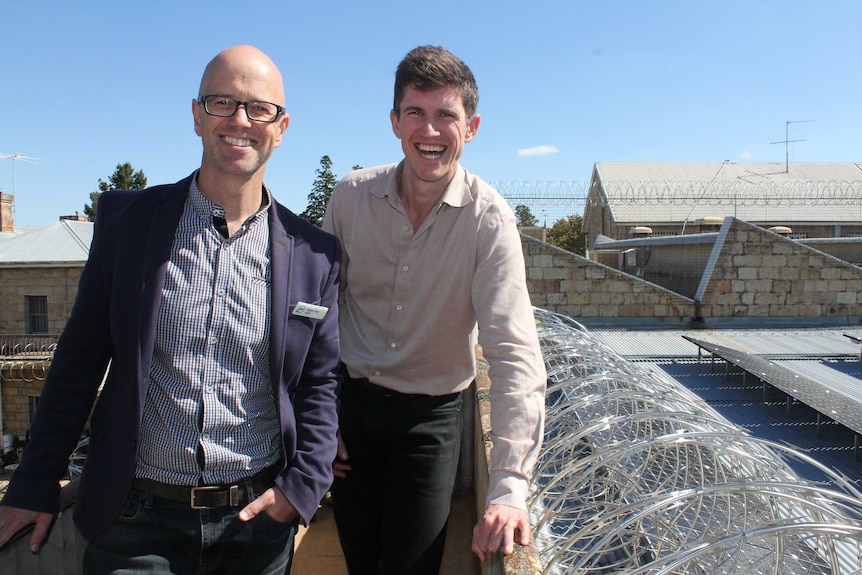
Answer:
[{"xmin": 530, "ymin": 308, "xmax": 862, "ymax": 574}]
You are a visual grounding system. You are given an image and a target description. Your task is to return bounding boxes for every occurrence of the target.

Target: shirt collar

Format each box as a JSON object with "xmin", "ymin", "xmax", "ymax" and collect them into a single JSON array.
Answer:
[
  {"xmin": 189, "ymin": 171, "xmax": 272, "ymax": 227},
  {"xmin": 379, "ymin": 161, "xmax": 472, "ymax": 212}
]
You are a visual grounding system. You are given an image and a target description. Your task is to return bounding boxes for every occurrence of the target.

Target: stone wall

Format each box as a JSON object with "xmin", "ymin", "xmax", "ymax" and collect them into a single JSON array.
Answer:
[
  {"xmin": 474, "ymin": 346, "xmax": 542, "ymax": 575},
  {"xmin": 699, "ymin": 219, "xmax": 862, "ymax": 321},
  {"xmin": 522, "ymin": 235, "xmax": 697, "ymax": 327},
  {"xmin": 0, "ymin": 267, "xmax": 82, "ymax": 333},
  {"xmin": 523, "ymin": 217, "xmax": 862, "ymax": 327},
  {"xmin": 0, "ymin": 361, "xmax": 48, "ymax": 437},
  {"xmin": 0, "ymin": 193, "xmax": 13, "ymax": 233}
]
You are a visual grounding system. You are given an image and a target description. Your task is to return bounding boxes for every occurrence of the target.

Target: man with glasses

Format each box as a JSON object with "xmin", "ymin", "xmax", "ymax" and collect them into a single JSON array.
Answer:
[{"xmin": 0, "ymin": 45, "xmax": 341, "ymax": 574}]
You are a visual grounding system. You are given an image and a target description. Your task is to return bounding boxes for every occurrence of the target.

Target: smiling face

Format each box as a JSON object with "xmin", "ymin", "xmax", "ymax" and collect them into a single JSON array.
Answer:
[
  {"xmin": 390, "ymin": 84, "xmax": 480, "ymax": 194},
  {"xmin": 193, "ymin": 46, "xmax": 289, "ymax": 187}
]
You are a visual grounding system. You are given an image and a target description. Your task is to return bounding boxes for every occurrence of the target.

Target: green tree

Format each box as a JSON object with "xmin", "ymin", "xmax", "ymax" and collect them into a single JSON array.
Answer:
[
  {"xmin": 300, "ymin": 155, "xmax": 338, "ymax": 227},
  {"xmin": 546, "ymin": 214, "xmax": 587, "ymax": 255},
  {"xmin": 514, "ymin": 204, "xmax": 538, "ymax": 227},
  {"xmin": 85, "ymin": 162, "xmax": 147, "ymax": 221}
]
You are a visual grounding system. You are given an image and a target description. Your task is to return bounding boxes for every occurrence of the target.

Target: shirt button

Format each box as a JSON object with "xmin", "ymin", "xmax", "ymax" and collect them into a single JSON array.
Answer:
[
  {"xmin": 390, "ymin": 342, "xmax": 397, "ymax": 348},
  {"xmin": 209, "ymin": 337, "xmax": 218, "ymax": 344},
  {"xmin": 216, "ymin": 288, "xmax": 226, "ymax": 297},
  {"xmin": 401, "ymin": 265, "xmax": 409, "ymax": 272},
  {"xmin": 372, "ymin": 370, "xmax": 381, "ymax": 377},
  {"xmin": 396, "ymin": 304, "xmax": 403, "ymax": 311},
  {"xmin": 402, "ymin": 225, "xmax": 409, "ymax": 232}
]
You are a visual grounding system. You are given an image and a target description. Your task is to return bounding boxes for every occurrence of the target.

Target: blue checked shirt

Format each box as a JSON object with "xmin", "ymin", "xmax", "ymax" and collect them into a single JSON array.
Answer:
[{"xmin": 135, "ymin": 176, "xmax": 281, "ymax": 486}]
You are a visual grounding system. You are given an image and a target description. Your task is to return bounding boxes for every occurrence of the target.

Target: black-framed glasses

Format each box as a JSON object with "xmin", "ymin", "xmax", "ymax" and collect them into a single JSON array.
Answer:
[{"xmin": 197, "ymin": 95, "xmax": 284, "ymax": 123}]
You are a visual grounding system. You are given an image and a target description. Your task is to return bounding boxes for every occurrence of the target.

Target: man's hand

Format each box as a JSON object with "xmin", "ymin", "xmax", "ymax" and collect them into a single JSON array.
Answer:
[
  {"xmin": 0, "ymin": 505, "xmax": 54, "ymax": 553},
  {"xmin": 238, "ymin": 486, "xmax": 299, "ymax": 524},
  {"xmin": 471, "ymin": 504, "xmax": 531, "ymax": 562},
  {"xmin": 332, "ymin": 429, "xmax": 351, "ymax": 479}
]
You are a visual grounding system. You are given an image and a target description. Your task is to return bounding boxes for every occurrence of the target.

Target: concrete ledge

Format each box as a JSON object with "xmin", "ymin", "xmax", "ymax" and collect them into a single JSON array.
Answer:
[
  {"xmin": 474, "ymin": 347, "xmax": 542, "ymax": 575},
  {"xmin": 0, "ymin": 478, "xmax": 83, "ymax": 574}
]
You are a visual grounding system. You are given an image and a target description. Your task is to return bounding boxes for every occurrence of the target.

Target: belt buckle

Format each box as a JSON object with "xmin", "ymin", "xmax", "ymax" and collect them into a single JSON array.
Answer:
[{"xmin": 190, "ymin": 485, "xmax": 239, "ymax": 509}]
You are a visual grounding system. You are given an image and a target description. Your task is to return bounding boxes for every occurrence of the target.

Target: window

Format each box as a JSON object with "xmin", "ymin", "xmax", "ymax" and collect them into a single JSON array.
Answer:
[{"xmin": 25, "ymin": 296, "xmax": 48, "ymax": 334}]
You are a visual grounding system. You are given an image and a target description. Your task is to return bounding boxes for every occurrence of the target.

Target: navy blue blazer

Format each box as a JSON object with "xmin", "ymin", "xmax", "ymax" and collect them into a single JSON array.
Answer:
[{"xmin": 2, "ymin": 174, "xmax": 342, "ymax": 539}]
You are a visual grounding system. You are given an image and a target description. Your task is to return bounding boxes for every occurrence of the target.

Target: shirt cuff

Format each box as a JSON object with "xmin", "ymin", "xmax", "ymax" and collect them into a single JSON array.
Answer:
[{"xmin": 484, "ymin": 470, "xmax": 529, "ymax": 512}]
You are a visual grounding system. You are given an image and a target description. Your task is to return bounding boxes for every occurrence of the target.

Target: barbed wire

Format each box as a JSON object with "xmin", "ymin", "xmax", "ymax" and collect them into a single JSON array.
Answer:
[
  {"xmin": 492, "ymin": 180, "xmax": 862, "ymax": 225},
  {"xmin": 601, "ymin": 180, "xmax": 862, "ymax": 206},
  {"xmin": 0, "ymin": 360, "xmax": 51, "ymax": 382}
]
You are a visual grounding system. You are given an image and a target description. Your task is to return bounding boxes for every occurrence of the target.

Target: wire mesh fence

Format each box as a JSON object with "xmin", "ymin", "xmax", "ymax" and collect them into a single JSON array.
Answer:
[{"xmin": 493, "ymin": 180, "xmax": 589, "ymax": 227}]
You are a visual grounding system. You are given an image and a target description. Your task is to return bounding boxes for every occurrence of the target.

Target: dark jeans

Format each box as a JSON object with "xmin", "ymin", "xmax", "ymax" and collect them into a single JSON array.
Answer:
[
  {"xmin": 332, "ymin": 378, "xmax": 463, "ymax": 575},
  {"xmin": 82, "ymin": 480, "xmax": 298, "ymax": 575}
]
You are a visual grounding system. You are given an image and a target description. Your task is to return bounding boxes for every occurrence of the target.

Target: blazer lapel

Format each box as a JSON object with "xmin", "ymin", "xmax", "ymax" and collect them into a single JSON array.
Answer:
[
  {"xmin": 269, "ymin": 206, "xmax": 293, "ymax": 392},
  {"xmin": 137, "ymin": 181, "xmax": 189, "ymax": 401}
]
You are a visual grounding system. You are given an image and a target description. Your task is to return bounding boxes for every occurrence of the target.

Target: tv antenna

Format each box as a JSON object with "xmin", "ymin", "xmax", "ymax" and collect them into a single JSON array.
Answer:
[
  {"xmin": 770, "ymin": 120, "xmax": 814, "ymax": 173},
  {"xmin": 680, "ymin": 160, "xmax": 729, "ymax": 234},
  {"xmin": 0, "ymin": 153, "xmax": 40, "ymax": 200}
]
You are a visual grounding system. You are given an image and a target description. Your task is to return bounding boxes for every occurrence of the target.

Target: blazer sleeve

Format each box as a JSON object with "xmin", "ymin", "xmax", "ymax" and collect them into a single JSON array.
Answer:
[
  {"xmin": 1, "ymin": 193, "xmax": 121, "ymax": 513},
  {"xmin": 273, "ymin": 214, "xmax": 342, "ymax": 524}
]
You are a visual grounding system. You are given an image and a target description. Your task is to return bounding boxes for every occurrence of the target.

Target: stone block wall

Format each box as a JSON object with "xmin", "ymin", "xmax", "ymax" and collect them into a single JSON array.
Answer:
[
  {"xmin": 0, "ymin": 267, "xmax": 82, "ymax": 334},
  {"xmin": 0, "ymin": 193, "xmax": 14, "ymax": 233},
  {"xmin": 700, "ymin": 219, "xmax": 862, "ymax": 320},
  {"xmin": 522, "ymin": 235, "xmax": 697, "ymax": 327},
  {"xmin": 0, "ymin": 362, "xmax": 48, "ymax": 437},
  {"xmin": 523, "ymin": 218, "xmax": 862, "ymax": 327}
]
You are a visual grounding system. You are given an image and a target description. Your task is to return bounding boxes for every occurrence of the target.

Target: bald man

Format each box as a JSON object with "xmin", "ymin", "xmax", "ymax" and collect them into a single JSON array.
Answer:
[{"xmin": 0, "ymin": 45, "xmax": 342, "ymax": 574}]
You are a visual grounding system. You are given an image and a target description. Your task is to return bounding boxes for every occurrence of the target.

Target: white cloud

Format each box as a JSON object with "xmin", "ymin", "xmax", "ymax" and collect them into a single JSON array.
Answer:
[{"xmin": 517, "ymin": 145, "xmax": 559, "ymax": 157}]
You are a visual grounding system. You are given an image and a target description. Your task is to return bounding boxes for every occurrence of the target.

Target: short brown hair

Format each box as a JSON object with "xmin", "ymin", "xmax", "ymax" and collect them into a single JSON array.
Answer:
[{"xmin": 393, "ymin": 46, "xmax": 479, "ymax": 120}]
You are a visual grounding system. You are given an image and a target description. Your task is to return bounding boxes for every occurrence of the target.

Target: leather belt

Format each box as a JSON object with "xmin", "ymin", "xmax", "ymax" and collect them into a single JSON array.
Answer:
[
  {"xmin": 347, "ymin": 375, "xmax": 460, "ymax": 402},
  {"xmin": 132, "ymin": 467, "xmax": 277, "ymax": 510}
]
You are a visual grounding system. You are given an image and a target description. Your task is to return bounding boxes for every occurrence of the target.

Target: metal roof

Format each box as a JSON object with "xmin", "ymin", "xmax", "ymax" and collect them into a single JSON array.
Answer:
[
  {"xmin": 592, "ymin": 162, "xmax": 862, "ymax": 225},
  {"xmin": 595, "ymin": 162, "xmax": 862, "ymax": 183},
  {"xmin": 593, "ymin": 327, "xmax": 862, "ymax": 436},
  {"xmin": 592, "ymin": 327, "xmax": 862, "ymax": 360},
  {"xmin": 593, "ymin": 231, "xmax": 718, "ymax": 250},
  {"xmin": 684, "ymin": 335, "xmax": 862, "ymax": 438},
  {"xmin": 0, "ymin": 220, "xmax": 92, "ymax": 266}
]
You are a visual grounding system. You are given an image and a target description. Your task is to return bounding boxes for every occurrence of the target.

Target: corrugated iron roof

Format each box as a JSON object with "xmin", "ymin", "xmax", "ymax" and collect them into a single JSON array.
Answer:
[
  {"xmin": 592, "ymin": 162, "xmax": 862, "ymax": 224},
  {"xmin": 596, "ymin": 162, "xmax": 862, "ymax": 183},
  {"xmin": 0, "ymin": 219, "xmax": 92, "ymax": 266},
  {"xmin": 593, "ymin": 327, "xmax": 862, "ymax": 360},
  {"xmin": 593, "ymin": 326, "xmax": 862, "ymax": 440}
]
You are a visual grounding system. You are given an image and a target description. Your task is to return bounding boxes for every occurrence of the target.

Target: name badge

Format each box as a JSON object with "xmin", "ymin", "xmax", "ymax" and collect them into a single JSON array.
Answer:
[{"xmin": 293, "ymin": 302, "xmax": 329, "ymax": 320}]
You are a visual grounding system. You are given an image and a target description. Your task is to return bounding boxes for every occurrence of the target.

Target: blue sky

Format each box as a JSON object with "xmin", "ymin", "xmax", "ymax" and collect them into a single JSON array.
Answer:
[{"xmin": 2, "ymin": 1, "xmax": 860, "ymax": 227}]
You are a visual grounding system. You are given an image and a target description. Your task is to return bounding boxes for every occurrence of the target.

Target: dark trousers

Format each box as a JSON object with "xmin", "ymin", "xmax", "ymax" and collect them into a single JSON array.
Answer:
[
  {"xmin": 332, "ymin": 377, "xmax": 463, "ymax": 575},
  {"xmin": 82, "ymin": 480, "xmax": 298, "ymax": 574}
]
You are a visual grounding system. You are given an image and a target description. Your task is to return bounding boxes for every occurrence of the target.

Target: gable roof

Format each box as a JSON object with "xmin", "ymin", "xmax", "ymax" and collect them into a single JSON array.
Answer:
[
  {"xmin": 0, "ymin": 220, "xmax": 92, "ymax": 267},
  {"xmin": 591, "ymin": 162, "xmax": 862, "ymax": 225}
]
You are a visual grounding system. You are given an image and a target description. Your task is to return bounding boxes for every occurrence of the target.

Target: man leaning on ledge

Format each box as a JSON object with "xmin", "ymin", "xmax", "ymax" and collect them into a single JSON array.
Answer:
[{"xmin": 323, "ymin": 45, "xmax": 546, "ymax": 575}]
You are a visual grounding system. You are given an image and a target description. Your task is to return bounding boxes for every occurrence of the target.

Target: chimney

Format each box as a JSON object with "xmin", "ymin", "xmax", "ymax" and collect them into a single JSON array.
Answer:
[
  {"xmin": 60, "ymin": 211, "xmax": 88, "ymax": 222},
  {"xmin": 0, "ymin": 192, "xmax": 13, "ymax": 233}
]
